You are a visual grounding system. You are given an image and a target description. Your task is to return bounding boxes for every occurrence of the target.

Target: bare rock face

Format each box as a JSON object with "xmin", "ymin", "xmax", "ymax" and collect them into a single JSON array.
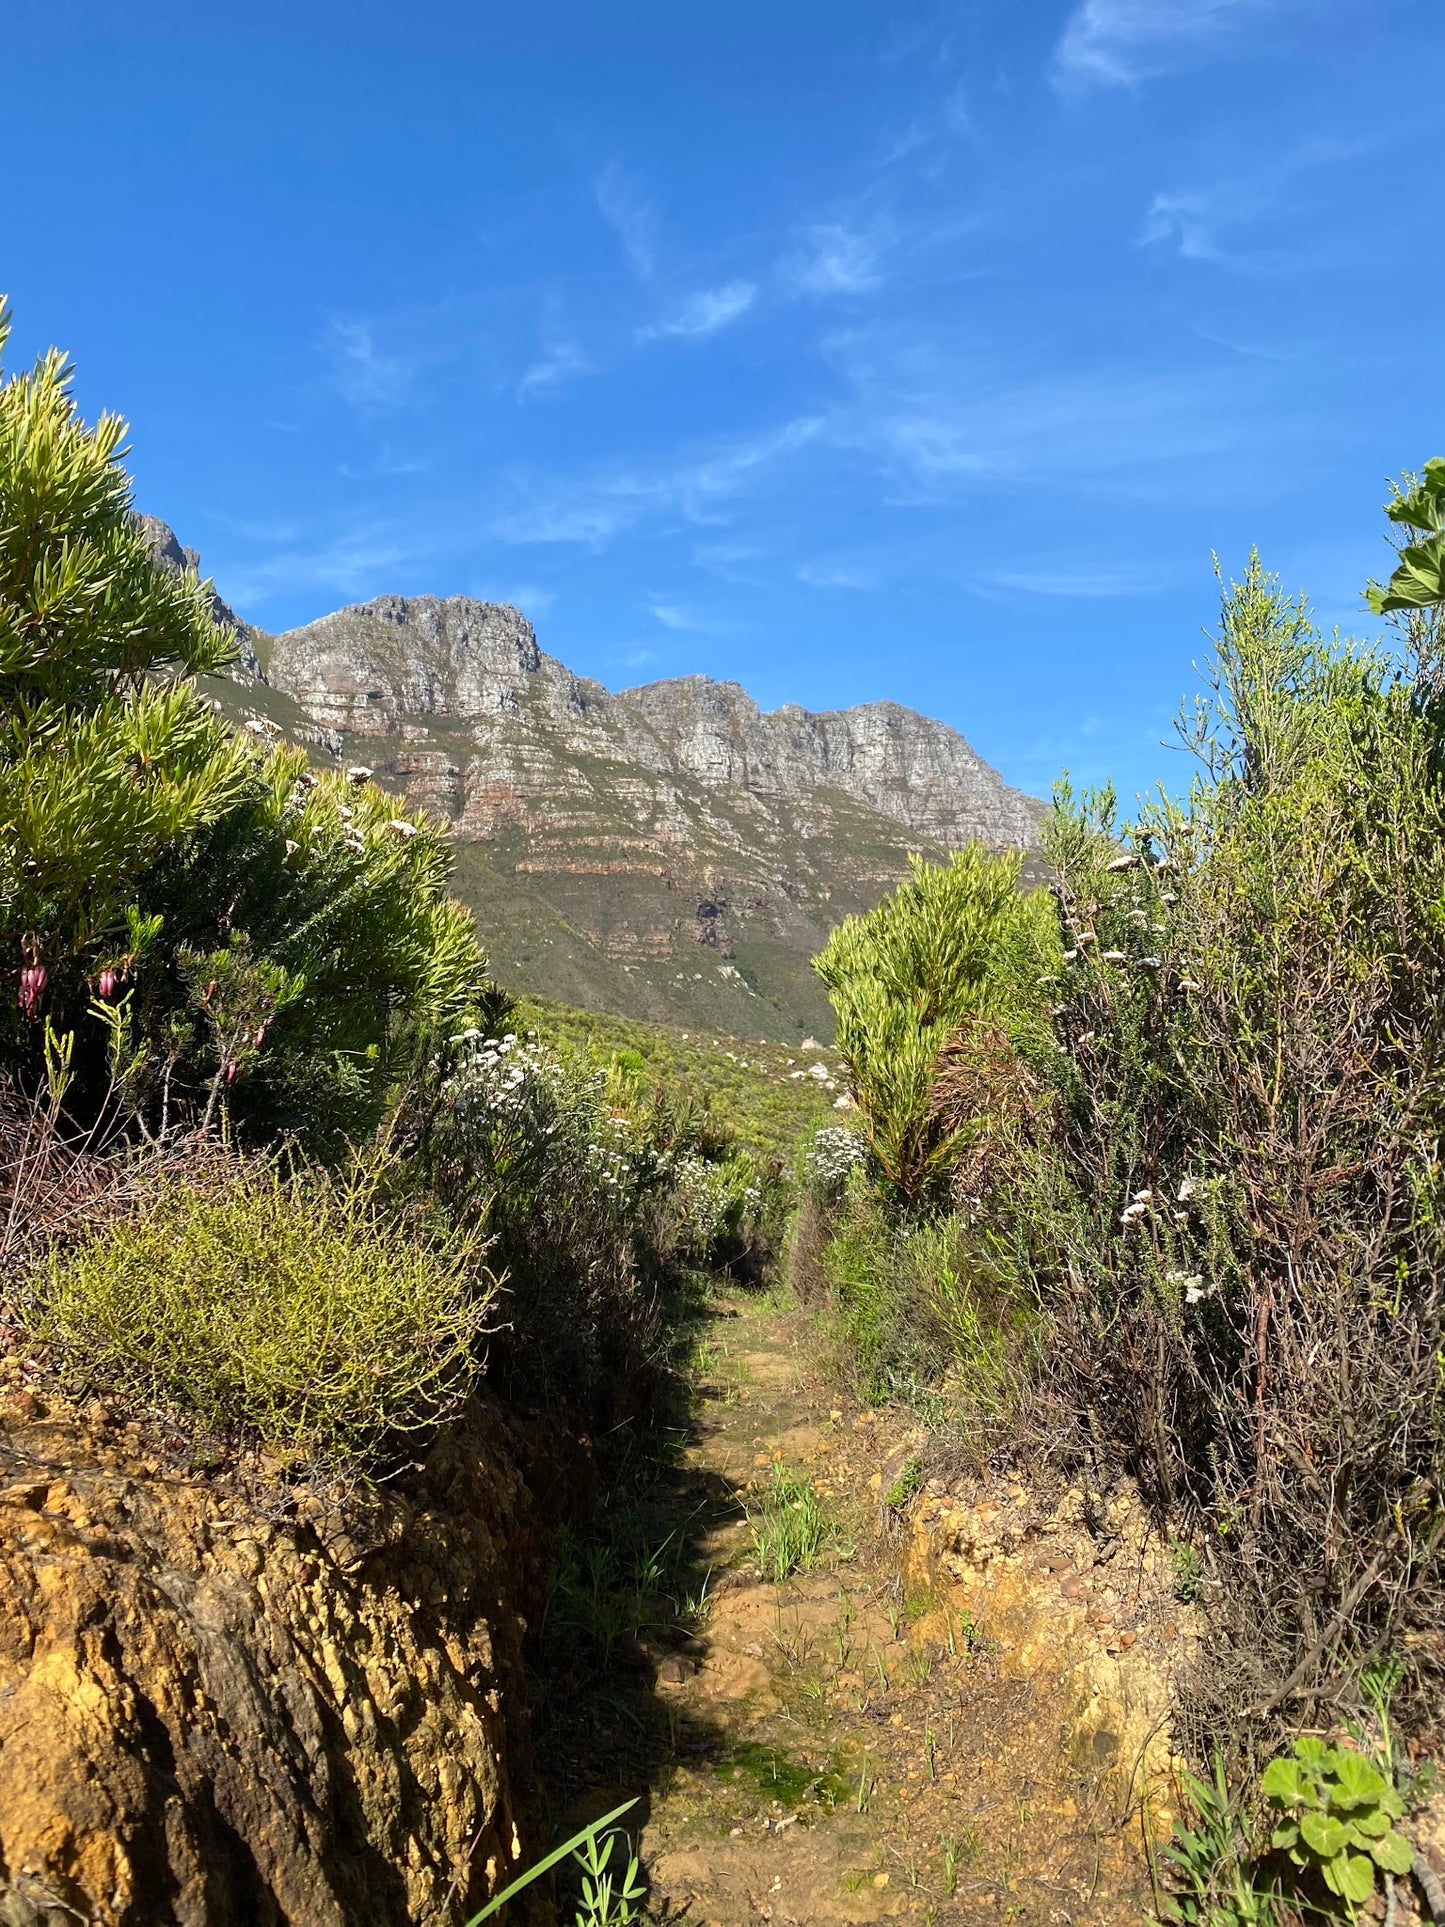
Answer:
[
  {"xmin": 266, "ymin": 595, "xmax": 1039, "ymax": 850},
  {"xmin": 135, "ymin": 517, "xmax": 264, "ymax": 680},
  {"xmin": 255, "ymin": 594, "xmax": 1042, "ymax": 1036},
  {"xmin": 0, "ymin": 1376, "xmax": 550, "ymax": 1927}
]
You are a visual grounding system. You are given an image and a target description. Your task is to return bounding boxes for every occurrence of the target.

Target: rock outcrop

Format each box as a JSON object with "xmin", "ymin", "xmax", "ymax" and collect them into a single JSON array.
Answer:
[
  {"xmin": 251, "ymin": 594, "xmax": 1042, "ymax": 1038},
  {"xmin": 264, "ymin": 595, "xmax": 1038, "ymax": 850},
  {"xmin": 0, "ymin": 1369, "xmax": 558, "ymax": 1927},
  {"xmin": 136, "ymin": 517, "xmax": 265, "ymax": 681}
]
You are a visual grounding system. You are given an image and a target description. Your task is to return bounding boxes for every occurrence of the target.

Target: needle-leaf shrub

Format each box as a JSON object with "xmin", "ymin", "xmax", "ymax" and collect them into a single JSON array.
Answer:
[
  {"xmin": 813, "ymin": 846, "xmax": 1056, "ymax": 1209},
  {"xmin": 27, "ymin": 1160, "xmax": 491, "ymax": 1456},
  {"xmin": 0, "ymin": 299, "xmax": 494, "ymax": 1146}
]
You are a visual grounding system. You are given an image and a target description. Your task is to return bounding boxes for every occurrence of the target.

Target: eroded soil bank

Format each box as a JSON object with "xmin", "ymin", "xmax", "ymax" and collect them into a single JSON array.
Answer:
[
  {"xmin": 0, "ymin": 1360, "xmax": 567, "ymax": 1927},
  {"xmin": 532, "ymin": 1286, "xmax": 1189, "ymax": 1926}
]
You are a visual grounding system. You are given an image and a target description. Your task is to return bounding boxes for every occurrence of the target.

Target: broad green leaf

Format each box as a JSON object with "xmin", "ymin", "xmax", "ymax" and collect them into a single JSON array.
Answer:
[
  {"xmin": 1385, "ymin": 459, "xmax": 1445, "ymax": 532},
  {"xmin": 1349, "ymin": 1808, "xmax": 1389, "ymax": 1838},
  {"xmin": 1261, "ymin": 1757, "xmax": 1307, "ymax": 1802},
  {"xmin": 1271, "ymin": 1820, "xmax": 1301, "ymax": 1850},
  {"xmin": 1301, "ymin": 1810, "xmax": 1349, "ymax": 1857},
  {"xmin": 1293, "ymin": 1737, "xmax": 1330, "ymax": 1774},
  {"xmin": 1369, "ymin": 534, "xmax": 1445, "ymax": 612},
  {"xmin": 1322, "ymin": 1848, "xmax": 1377, "ymax": 1905},
  {"xmin": 1369, "ymin": 1830, "xmax": 1414, "ymax": 1876},
  {"xmin": 1329, "ymin": 1750, "xmax": 1387, "ymax": 1810}
]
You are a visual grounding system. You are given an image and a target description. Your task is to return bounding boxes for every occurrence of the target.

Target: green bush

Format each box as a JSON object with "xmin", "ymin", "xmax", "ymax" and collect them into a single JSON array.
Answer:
[
  {"xmin": 816, "ymin": 1182, "xmax": 1033, "ymax": 1432},
  {"xmin": 27, "ymin": 1162, "xmax": 491, "ymax": 1456},
  {"xmin": 813, "ymin": 846, "xmax": 1056, "ymax": 1208},
  {"xmin": 0, "ymin": 299, "xmax": 495, "ymax": 1146},
  {"xmin": 411, "ymin": 1027, "xmax": 761, "ymax": 1413}
]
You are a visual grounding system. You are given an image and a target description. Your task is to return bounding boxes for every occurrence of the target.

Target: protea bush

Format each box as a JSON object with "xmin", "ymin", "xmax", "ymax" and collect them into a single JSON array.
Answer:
[{"xmin": 0, "ymin": 299, "xmax": 495, "ymax": 1147}]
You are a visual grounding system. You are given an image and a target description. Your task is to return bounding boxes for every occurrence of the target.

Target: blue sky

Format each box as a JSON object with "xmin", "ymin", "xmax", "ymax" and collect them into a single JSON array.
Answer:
[{"xmin": 5, "ymin": 0, "xmax": 1443, "ymax": 805}]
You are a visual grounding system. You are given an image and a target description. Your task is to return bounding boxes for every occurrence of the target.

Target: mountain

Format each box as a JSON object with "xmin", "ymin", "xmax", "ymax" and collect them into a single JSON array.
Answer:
[{"xmin": 161, "ymin": 526, "xmax": 1042, "ymax": 1039}]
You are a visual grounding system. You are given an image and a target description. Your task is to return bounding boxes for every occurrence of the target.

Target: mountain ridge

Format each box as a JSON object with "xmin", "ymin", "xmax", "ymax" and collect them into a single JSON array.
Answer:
[{"xmin": 155, "ymin": 527, "xmax": 1042, "ymax": 1038}]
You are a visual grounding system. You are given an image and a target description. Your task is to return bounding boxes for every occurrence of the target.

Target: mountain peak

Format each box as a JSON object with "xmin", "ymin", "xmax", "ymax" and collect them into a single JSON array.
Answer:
[{"xmin": 158, "ymin": 543, "xmax": 1040, "ymax": 1037}]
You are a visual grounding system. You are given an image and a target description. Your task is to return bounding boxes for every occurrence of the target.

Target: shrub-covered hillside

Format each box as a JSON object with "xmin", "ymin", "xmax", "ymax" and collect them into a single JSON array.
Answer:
[{"xmin": 514, "ymin": 994, "xmax": 843, "ymax": 1171}]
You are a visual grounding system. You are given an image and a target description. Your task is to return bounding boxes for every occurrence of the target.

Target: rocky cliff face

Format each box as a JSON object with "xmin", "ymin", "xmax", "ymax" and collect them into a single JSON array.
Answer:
[
  {"xmin": 253, "ymin": 592, "xmax": 1041, "ymax": 1038},
  {"xmin": 0, "ymin": 1365, "xmax": 557, "ymax": 1927},
  {"xmin": 263, "ymin": 594, "xmax": 1037, "ymax": 850},
  {"xmin": 139, "ymin": 519, "xmax": 1041, "ymax": 1037}
]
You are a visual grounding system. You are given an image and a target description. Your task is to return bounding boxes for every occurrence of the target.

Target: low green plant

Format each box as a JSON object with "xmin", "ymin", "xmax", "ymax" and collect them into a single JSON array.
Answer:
[
  {"xmin": 465, "ymin": 1798, "xmax": 639, "ymax": 1925},
  {"xmin": 1169, "ymin": 1542, "xmax": 1203, "ymax": 1605},
  {"xmin": 572, "ymin": 1824, "xmax": 646, "ymax": 1927},
  {"xmin": 750, "ymin": 1463, "xmax": 834, "ymax": 1582},
  {"xmin": 1159, "ymin": 1755, "xmax": 1278, "ymax": 1926},
  {"xmin": 884, "ymin": 1454, "xmax": 925, "ymax": 1511},
  {"xmin": 1261, "ymin": 1738, "xmax": 1413, "ymax": 1910},
  {"xmin": 28, "ymin": 1160, "xmax": 489, "ymax": 1456}
]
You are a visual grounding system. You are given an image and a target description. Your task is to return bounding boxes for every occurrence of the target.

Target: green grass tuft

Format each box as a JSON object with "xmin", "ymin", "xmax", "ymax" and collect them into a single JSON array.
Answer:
[{"xmin": 750, "ymin": 1462, "xmax": 835, "ymax": 1582}]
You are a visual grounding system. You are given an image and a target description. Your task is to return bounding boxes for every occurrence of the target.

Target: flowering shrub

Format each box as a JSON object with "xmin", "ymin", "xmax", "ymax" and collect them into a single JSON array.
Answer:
[
  {"xmin": 803, "ymin": 1125, "xmax": 866, "ymax": 1199},
  {"xmin": 670, "ymin": 1151, "xmax": 763, "ymax": 1259},
  {"xmin": 416, "ymin": 1026, "xmax": 764, "ymax": 1410}
]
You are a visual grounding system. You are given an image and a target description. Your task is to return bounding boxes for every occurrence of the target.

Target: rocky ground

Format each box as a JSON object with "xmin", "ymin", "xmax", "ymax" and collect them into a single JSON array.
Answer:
[{"xmin": 0, "ymin": 1359, "xmax": 557, "ymax": 1927}]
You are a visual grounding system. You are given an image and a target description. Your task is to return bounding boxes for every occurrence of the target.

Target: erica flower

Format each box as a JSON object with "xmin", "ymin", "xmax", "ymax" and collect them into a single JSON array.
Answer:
[{"xmin": 17, "ymin": 964, "xmax": 46, "ymax": 1021}]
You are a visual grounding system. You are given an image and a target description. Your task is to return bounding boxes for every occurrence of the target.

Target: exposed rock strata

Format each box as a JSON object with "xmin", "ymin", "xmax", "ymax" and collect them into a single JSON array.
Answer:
[
  {"xmin": 0, "ymin": 1371, "xmax": 558, "ymax": 1927},
  {"xmin": 257, "ymin": 594, "xmax": 1042, "ymax": 1036},
  {"xmin": 264, "ymin": 595, "xmax": 1039, "ymax": 850}
]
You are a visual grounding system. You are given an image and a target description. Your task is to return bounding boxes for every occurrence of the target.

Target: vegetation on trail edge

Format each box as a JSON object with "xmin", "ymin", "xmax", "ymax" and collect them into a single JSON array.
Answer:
[{"xmin": 795, "ymin": 474, "xmax": 1445, "ymax": 1925}]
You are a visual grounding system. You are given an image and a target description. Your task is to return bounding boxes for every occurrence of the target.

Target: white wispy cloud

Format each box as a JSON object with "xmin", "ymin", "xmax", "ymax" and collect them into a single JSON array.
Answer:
[
  {"xmin": 638, "ymin": 280, "xmax": 758, "ymax": 341},
  {"xmin": 518, "ymin": 337, "xmax": 592, "ymax": 399},
  {"xmin": 322, "ymin": 318, "xmax": 414, "ymax": 411},
  {"xmin": 647, "ymin": 601, "xmax": 709, "ymax": 631},
  {"xmin": 473, "ymin": 583, "xmax": 556, "ymax": 617},
  {"xmin": 221, "ymin": 528, "xmax": 414, "ymax": 610},
  {"xmin": 1139, "ymin": 191, "xmax": 1225, "ymax": 261},
  {"xmin": 974, "ymin": 563, "xmax": 1168, "ymax": 598},
  {"xmin": 821, "ymin": 326, "xmax": 1271, "ymax": 498},
  {"xmin": 789, "ymin": 223, "xmax": 884, "ymax": 296},
  {"xmin": 490, "ymin": 416, "xmax": 823, "ymax": 547},
  {"xmin": 490, "ymin": 498, "xmax": 633, "ymax": 548},
  {"xmin": 1139, "ymin": 136, "xmax": 1365, "ymax": 268},
  {"xmin": 798, "ymin": 561, "xmax": 877, "ymax": 590},
  {"xmin": 1054, "ymin": 0, "xmax": 1283, "ymax": 91},
  {"xmin": 596, "ymin": 163, "xmax": 657, "ymax": 278}
]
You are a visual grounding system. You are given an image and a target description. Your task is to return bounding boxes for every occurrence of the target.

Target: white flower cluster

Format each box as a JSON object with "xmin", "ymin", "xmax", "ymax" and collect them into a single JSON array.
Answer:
[
  {"xmin": 672, "ymin": 1154, "xmax": 762, "ymax": 1255},
  {"xmin": 1166, "ymin": 1268, "xmax": 1217, "ymax": 1306},
  {"xmin": 806, "ymin": 1125, "xmax": 866, "ymax": 1193},
  {"xmin": 587, "ymin": 1137, "xmax": 637, "ymax": 1195},
  {"xmin": 444, "ymin": 1030, "xmax": 568, "ymax": 1123}
]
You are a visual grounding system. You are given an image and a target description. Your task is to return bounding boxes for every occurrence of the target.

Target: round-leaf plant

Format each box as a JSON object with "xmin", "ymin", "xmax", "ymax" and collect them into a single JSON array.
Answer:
[{"xmin": 1261, "ymin": 1738, "xmax": 1413, "ymax": 1910}]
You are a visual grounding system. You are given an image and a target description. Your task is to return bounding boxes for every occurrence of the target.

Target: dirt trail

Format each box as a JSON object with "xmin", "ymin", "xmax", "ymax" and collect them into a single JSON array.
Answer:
[
  {"xmin": 527, "ymin": 1279, "xmax": 1171, "ymax": 1927},
  {"xmin": 534, "ymin": 1286, "xmax": 1165, "ymax": 1925}
]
